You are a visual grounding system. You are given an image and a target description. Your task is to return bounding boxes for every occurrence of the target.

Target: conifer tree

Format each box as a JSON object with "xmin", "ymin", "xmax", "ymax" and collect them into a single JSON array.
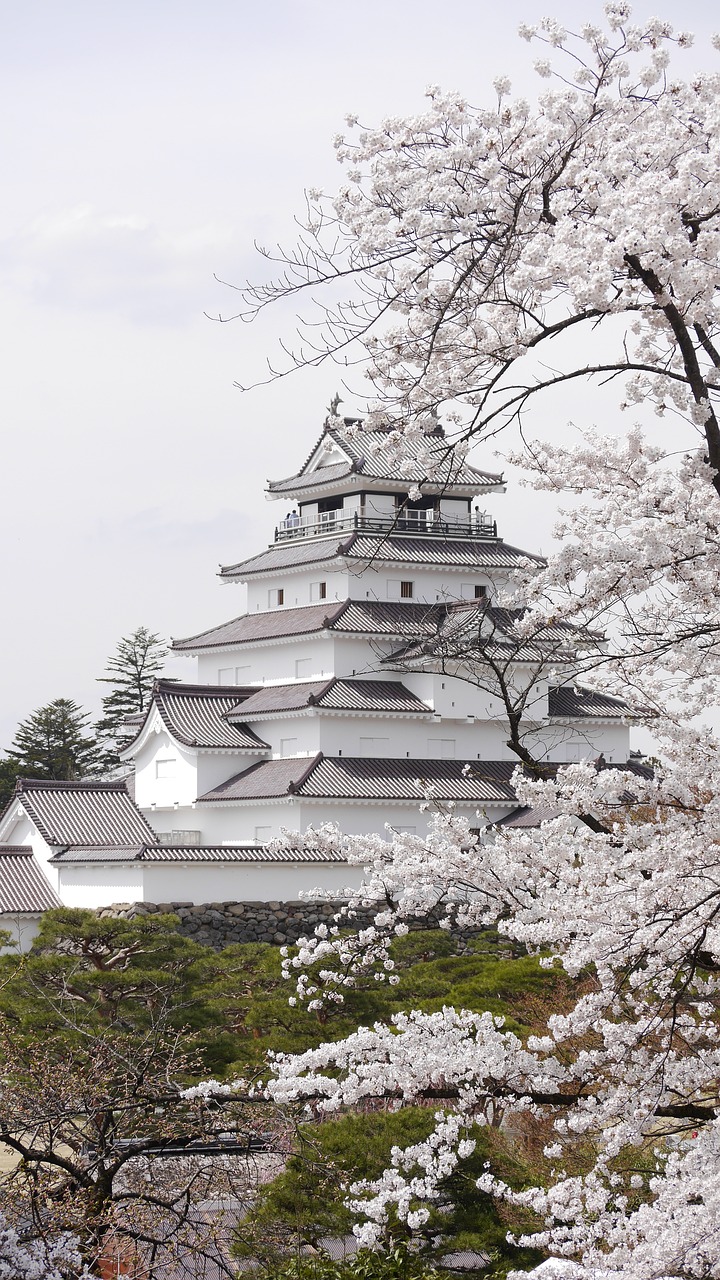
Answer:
[
  {"xmin": 9, "ymin": 698, "xmax": 102, "ymax": 780},
  {"xmin": 96, "ymin": 626, "xmax": 166, "ymax": 764}
]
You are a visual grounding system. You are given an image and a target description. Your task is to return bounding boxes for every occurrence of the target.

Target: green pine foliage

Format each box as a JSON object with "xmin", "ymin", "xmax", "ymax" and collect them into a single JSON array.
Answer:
[
  {"xmin": 263, "ymin": 1243, "xmax": 445, "ymax": 1278},
  {"xmin": 8, "ymin": 697, "xmax": 103, "ymax": 780},
  {"xmin": 96, "ymin": 625, "xmax": 167, "ymax": 765},
  {"xmin": 0, "ymin": 755, "xmax": 20, "ymax": 809}
]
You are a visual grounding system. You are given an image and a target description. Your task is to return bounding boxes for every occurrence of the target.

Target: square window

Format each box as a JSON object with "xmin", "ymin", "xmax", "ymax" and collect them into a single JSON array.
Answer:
[
  {"xmin": 268, "ymin": 588, "xmax": 284, "ymax": 607},
  {"xmin": 400, "ymin": 580, "xmax": 414, "ymax": 599},
  {"xmin": 310, "ymin": 581, "xmax": 327, "ymax": 602},
  {"xmin": 155, "ymin": 758, "xmax": 176, "ymax": 779},
  {"xmin": 280, "ymin": 738, "xmax": 298, "ymax": 756}
]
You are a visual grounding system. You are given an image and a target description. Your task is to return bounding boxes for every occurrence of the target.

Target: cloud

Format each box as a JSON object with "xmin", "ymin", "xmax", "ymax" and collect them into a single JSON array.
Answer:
[{"xmin": 0, "ymin": 204, "xmax": 241, "ymax": 325}]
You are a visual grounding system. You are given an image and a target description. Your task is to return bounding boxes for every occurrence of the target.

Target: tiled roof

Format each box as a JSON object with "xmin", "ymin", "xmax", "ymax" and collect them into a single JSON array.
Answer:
[
  {"xmin": 132, "ymin": 680, "xmax": 271, "ymax": 751},
  {"xmin": 335, "ymin": 601, "xmax": 443, "ymax": 637},
  {"xmin": 267, "ymin": 424, "xmax": 503, "ymax": 496},
  {"xmin": 316, "ymin": 679, "xmax": 431, "ymax": 714},
  {"xmin": 198, "ymin": 755, "xmax": 520, "ymax": 804},
  {"xmin": 229, "ymin": 678, "xmax": 432, "ymax": 719},
  {"xmin": 49, "ymin": 844, "xmax": 346, "ymax": 864},
  {"xmin": 494, "ymin": 806, "xmax": 559, "ymax": 829},
  {"xmin": 228, "ymin": 680, "xmax": 332, "ymax": 718},
  {"xmin": 11, "ymin": 779, "xmax": 158, "ymax": 847},
  {"xmin": 220, "ymin": 537, "xmax": 350, "ymax": 579},
  {"xmin": 0, "ymin": 846, "xmax": 62, "ymax": 912},
  {"xmin": 220, "ymin": 532, "xmax": 541, "ymax": 580},
  {"xmin": 140, "ymin": 844, "xmax": 347, "ymax": 863},
  {"xmin": 172, "ymin": 602, "xmax": 348, "ymax": 652},
  {"xmin": 548, "ymin": 686, "xmax": 632, "ymax": 719},
  {"xmin": 389, "ymin": 603, "xmax": 587, "ymax": 664},
  {"xmin": 172, "ymin": 600, "xmax": 441, "ymax": 653}
]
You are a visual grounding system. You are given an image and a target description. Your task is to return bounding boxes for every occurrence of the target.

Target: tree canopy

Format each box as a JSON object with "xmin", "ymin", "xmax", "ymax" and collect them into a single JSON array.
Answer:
[
  {"xmin": 227, "ymin": 10, "xmax": 720, "ymax": 1277},
  {"xmin": 95, "ymin": 626, "xmax": 166, "ymax": 765},
  {"xmin": 7, "ymin": 698, "xmax": 102, "ymax": 781}
]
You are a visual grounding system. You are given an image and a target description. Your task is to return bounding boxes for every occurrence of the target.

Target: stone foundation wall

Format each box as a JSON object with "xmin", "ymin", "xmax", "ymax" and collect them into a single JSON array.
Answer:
[{"xmin": 97, "ymin": 899, "xmax": 376, "ymax": 949}]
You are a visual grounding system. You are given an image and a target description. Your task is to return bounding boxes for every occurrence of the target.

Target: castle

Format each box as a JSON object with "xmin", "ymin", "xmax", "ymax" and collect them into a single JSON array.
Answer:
[{"xmin": 0, "ymin": 415, "xmax": 633, "ymax": 923}]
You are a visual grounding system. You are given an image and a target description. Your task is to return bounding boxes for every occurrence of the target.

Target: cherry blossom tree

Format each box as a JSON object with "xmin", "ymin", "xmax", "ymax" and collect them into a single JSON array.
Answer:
[{"xmin": 223, "ymin": 7, "xmax": 720, "ymax": 1276}]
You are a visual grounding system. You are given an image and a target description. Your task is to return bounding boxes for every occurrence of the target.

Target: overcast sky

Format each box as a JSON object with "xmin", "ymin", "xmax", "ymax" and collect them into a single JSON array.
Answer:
[{"xmin": 1, "ymin": 0, "xmax": 718, "ymax": 750}]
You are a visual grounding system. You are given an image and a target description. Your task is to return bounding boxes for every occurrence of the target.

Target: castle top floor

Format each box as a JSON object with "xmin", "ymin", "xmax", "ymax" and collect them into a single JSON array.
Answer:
[{"xmin": 265, "ymin": 419, "xmax": 505, "ymax": 545}]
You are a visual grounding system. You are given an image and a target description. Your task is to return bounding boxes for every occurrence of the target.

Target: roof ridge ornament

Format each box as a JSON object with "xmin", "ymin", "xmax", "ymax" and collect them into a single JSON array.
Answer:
[{"xmin": 325, "ymin": 391, "xmax": 343, "ymax": 424}]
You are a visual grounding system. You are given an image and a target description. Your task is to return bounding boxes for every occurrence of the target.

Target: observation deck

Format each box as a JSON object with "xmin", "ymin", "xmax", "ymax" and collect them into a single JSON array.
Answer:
[{"xmin": 274, "ymin": 509, "xmax": 498, "ymax": 544}]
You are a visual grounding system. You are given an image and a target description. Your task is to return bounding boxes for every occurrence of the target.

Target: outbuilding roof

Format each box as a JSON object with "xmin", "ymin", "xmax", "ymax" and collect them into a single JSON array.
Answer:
[
  {"xmin": 228, "ymin": 678, "xmax": 432, "ymax": 719},
  {"xmin": 0, "ymin": 845, "xmax": 62, "ymax": 912},
  {"xmin": 7, "ymin": 779, "xmax": 158, "ymax": 847},
  {"xmin": 219, "ymin": 531, "xmax": 541, "ymax": 581},
  {"xmin": 49, "ymin": 843, "xmax": 346, "ymax": 864},
  {"xmin": 198, "ymin": 755, "xmax": 520, "ymax": 805},
  {"xmin": 123, "ymin": 680, "xmax": 271, "ymax": 753},
  {"xmin": 267, "ymin": 423, "xmax": 503, "ymax": 499}
]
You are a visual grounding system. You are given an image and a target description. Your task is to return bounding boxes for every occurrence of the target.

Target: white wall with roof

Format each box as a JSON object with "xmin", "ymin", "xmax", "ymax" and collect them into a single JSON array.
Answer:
[
  {"xmin": 56, "ymin": 861, "xmax": 145, "ymax": 909},
  {"xmin": 0, "ymin": 913, "xmax": 43, "ymax": 954}
]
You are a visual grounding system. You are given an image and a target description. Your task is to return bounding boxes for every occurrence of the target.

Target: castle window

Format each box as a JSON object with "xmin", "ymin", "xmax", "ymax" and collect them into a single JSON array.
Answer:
[
  {"xmin": 268, "ymin": 588, "xmax": 284, "ymax": 607},
  {"xmin": 427, "ymin": 738, "xmax": 456, "ymax": 759},
  {"xmin": 401, "ymin": 580, "xmax": 414, "ymax": 599},
  {"xmin": 387, "ymin": 579, "xmax": 414, "ymax": 600},
  {"xmin": 280, "ymin": 738, "xmax": 298, "ymax": 756},
  {"xmin": 310, "ymin": 581, "xmax": 327, "ymax": 601},
  {"xmin": 461, "ymin": 583, "xmax": 487, "ymax": 600},
  {"xmin": 155, "ymin": 758, "xmax": 176, "ymax": 779}
]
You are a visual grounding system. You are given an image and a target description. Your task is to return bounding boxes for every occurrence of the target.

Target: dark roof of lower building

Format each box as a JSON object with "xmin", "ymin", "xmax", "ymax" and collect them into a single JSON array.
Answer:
[
  {"xmin": 198, "ymin": 755, "xmax": 520, "ymax": 805},
  {"xmin": 228, "ymin": 678, "xmax": 432, "ymax": 719},
  {"xmin": 8, "ymin": 779, "xmax": 158, "ymax": 847},
  {"xmin": 123, "ymin": 680, "xmax": 271, "ymax": 752},
  {"xmin": 220, "ymin": 532, "xmax": 542, "ymax": 580},
  {"xmin": 0, "ymin": 846, "xmax": 62, "ymax": 912},
  {"xmin": 49, "ymin": 843, "xmax": 346, "ymax": 864},
  {"xmin": 548, "ymin": 686, "xmax": 633, "ymax": 719}
]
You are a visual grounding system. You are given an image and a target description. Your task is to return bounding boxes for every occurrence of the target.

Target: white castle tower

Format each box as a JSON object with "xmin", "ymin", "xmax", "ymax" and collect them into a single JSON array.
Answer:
[{"xmin": 0, "ymin": 415, "xmax": 633, "ymax": 911}]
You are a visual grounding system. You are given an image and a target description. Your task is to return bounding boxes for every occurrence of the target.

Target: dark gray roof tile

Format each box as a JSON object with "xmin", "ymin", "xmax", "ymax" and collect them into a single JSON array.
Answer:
[
  {"xmin": 12, "ymin": 779, "xmax": 158, "ymax": 847},
  {"xmin": 267, "ymin": 425, "xmax": 503, "ymax": 496},
  {"xmin": 229, "ymin": 678, "xmax": 431, "ymax": 719},
  {"xmin": 220, "ymin": 533, "xmax": 540, "ymax": 580},
  {"xmin": 198, "ymin": 755, "xmax": 519, "ymax": 804},
  {"xmin": 548, "ymin": 686, "xmax": 633, "ymax": 719},
  {"xmin": 146, "ymin": 681, "xmax": 270, "ymax": 751},
  {"xmin": 0, "ymin": 846, "xmax": 62, "ymax": 912}
]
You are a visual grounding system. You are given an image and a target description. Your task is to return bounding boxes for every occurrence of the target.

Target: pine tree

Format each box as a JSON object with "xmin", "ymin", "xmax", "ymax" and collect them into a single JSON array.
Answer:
[
  {"xmin": 9, "ymin": 698, "xmax": 102, "ymax": 780},
  {"xmin": 96, "ymin": 626, "xmax": 166, "ymax": 765}
]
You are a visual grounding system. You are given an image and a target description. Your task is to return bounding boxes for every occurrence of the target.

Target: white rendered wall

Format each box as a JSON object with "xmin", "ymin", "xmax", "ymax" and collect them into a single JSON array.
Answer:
[
  {"xmin": 134, "ymin": 730, "xmax": 198, "ymax": 809},
  {"xmin": 57, "ymin": 863, "xmax": 145, "ymax": 908},
  {"xmin": 0, "ymin": 913, "xmax": 43, "ymax": 954},
  {"xmin": 142, "ymin": 860, "xmax": 365, "ymax": 903},
  {"xmin": 198, "ymin": 636, "xmax": 338, "ymax": 686}
]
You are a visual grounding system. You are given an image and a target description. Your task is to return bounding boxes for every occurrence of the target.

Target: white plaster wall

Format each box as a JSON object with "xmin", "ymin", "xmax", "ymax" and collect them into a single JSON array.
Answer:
[
  {"xmin": 0, "ymin": 913, "xmax": 43, "ymax": 954},
  {"xmin": 251, "ymin": 717, "xmax": 322, "ymax": 758},
  {"xmin": 195, "ymin": 751, "xmax": 267, "ymax": 795},
  {"xmin": 142, "ymin": 860, "xmax": 365, "ymax": 903},
  {"xmin": 543, "ymin": 724, "xmax": 630, "ymax": 763},
  {"xmin": 134, "ymin": 730, "xmax": 198, "ymax": 809},
  {"xmin": 57, "ymin": 863, "xmax": 145, "ymax": 908},
  {"xmin": 247, "ymin": 570, "xmax": 350, "ymax": 612},
  {"xmin": 198, "ymin": 636, "xmax": 338, "ymax": 686}
]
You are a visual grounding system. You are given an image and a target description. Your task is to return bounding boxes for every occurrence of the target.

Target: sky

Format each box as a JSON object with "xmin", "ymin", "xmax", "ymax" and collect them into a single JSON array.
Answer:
[{"xmin": 1, "ymin": 0, "xmax": 719, "ymax": 751}]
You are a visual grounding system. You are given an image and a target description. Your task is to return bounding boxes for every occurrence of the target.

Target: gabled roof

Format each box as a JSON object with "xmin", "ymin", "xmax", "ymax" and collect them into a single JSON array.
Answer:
[
  {"xmin": 49, "ymin": 844, "xmax": 346, "ymax": 865},
  {"xmin": 548, "ymin": 686, "xmax": 633, "ymax": 719},
  {"xmin": 388, "ymin": 602, "xmax": 589, "ymax": 665},
  {"xmin": 227, "ymin": 678, "xmax": 432, "ymax": 719},
  {"xmin": 267, "ymin": 422, "xmax": 503, "ymax": 499},
  {"xmin": 0, "ymin": 845, "xmax": 62, "ymax": 912},
  {"xmin": 5, "ymin": 779, "xmax": 158, "ymax": 848},
  {"xmin": 198, "ymin": 755, "xmax": 520, "ymax": 805},
  {"xmin": 122, "ymin": 680, "xmax": 271, "ymax": 753},
  {"xmin": 220, "ymin": 531, "xmax": 541, "ymax": 581}
]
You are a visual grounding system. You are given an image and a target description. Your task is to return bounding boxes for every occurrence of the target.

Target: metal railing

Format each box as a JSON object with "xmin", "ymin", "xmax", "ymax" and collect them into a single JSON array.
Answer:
[{"xmin": 275, "ymin": 510, "xmax": 497, "ymax": 542}]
